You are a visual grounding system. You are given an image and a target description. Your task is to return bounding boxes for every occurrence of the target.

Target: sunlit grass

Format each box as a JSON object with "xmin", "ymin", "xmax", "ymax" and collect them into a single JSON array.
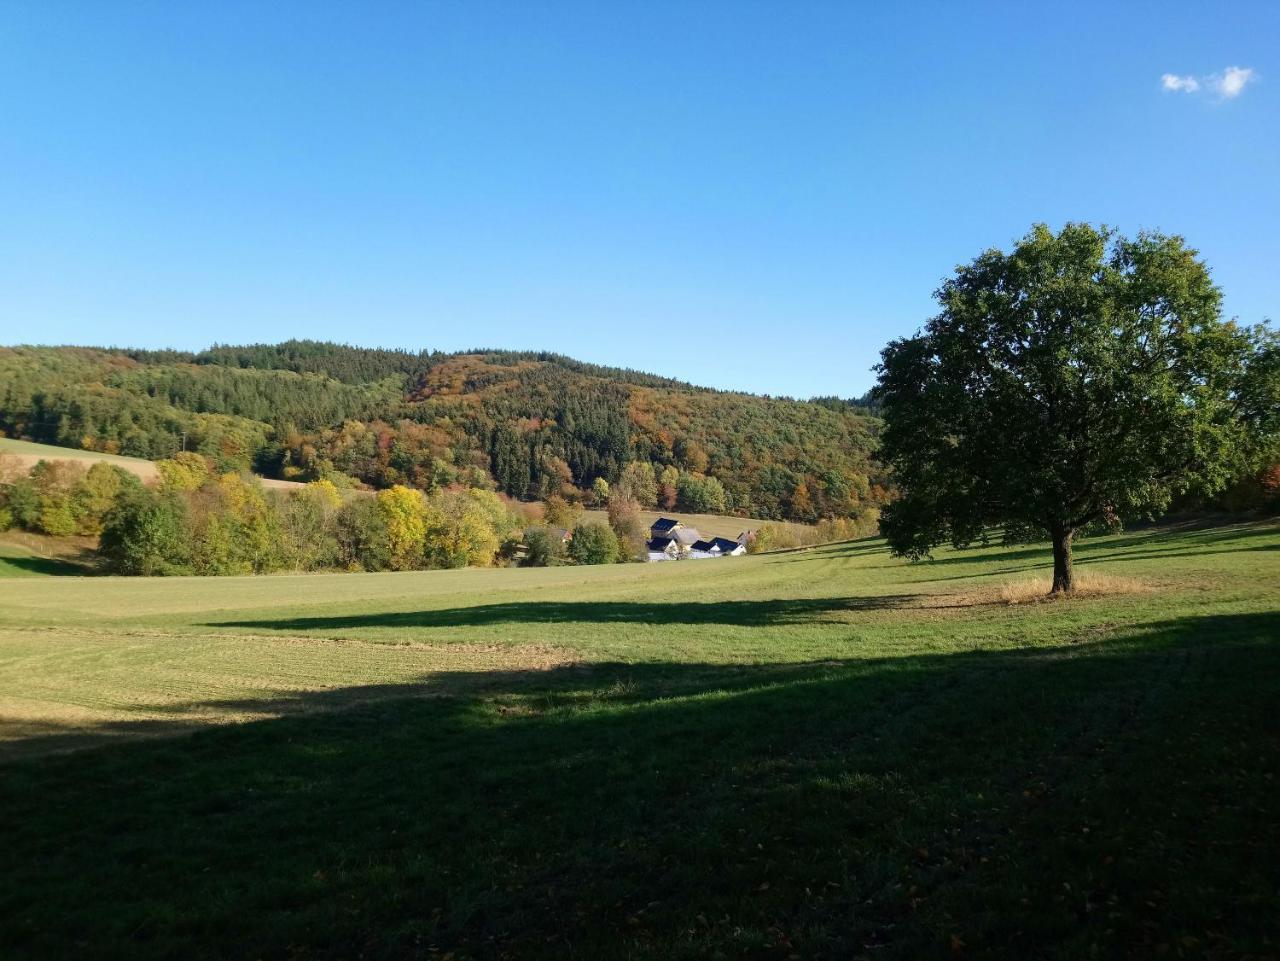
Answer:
[{"xmin": 0, "ymin": 520, "xmax": 1276, "ymax": 958}]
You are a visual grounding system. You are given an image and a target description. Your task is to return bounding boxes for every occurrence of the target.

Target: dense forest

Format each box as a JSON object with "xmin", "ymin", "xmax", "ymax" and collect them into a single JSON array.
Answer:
[{"xmin": 0, "ymin": 342, "xmax": 885, "ymax": 521}]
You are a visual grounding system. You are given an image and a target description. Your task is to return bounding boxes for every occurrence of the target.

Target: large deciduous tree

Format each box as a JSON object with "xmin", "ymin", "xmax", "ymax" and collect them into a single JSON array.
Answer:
[{"xmin": 875, "ymin": 223, "xmax": 1275, "ymax": 593}]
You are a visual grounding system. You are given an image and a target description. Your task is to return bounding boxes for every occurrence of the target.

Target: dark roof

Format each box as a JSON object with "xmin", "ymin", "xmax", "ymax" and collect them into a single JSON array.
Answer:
[
  {"xmin": 650, "ymin": 517, "xmax": 680, "ymax": 534},
  {"xmin": 691, "ymin": 539, "xmax": 716, "ymax": 552},
  {"xmin": 648, "ymin": 537, "xmax": 676, "ymax": 552},
  {"xmin": 711, "ymin": 537, "xmax": 742, "ymax": 552}
]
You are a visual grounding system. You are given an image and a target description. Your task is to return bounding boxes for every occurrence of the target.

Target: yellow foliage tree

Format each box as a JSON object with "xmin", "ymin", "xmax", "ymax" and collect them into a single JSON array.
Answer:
[
  {"xmin": 156, "ymin": 452, "xmax": 210, "ymax": 492},
  {"xmin": 376, "ymin": 485, "xmax": 428, "ymax": 569}
]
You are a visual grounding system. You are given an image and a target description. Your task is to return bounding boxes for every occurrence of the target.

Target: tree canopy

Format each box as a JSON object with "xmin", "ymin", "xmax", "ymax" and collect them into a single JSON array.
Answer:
[
  {"xmin": 875, "ymin": 223, "xmax": 1276, "ymax": 592},
  {"xmin": 0, "ymin": 344, "xmax": 884, "ymax": 522}
]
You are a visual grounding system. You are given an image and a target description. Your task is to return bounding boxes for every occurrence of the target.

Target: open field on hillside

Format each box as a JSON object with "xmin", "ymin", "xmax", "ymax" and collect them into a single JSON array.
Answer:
[
  {"xmin": 1, "ymin": 435, "xmax": 162, "ymax": 481},
  {"xmin": 0, "ymin": 436, "xmax": 306, "ymax": 491},
  {"xmin": 1, "ymin": 521, "xmax": 1277, "ymax": 959}
]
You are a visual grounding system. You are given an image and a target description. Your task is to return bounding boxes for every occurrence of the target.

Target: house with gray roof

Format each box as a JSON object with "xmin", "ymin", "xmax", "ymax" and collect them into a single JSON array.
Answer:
[{"xmin": 646, "ymin": 517, "xmax": 748, "ymax": 561}]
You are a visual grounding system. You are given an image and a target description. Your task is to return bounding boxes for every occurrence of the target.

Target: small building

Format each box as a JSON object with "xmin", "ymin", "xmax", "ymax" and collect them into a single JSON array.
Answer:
[
  {"xmin": 525, "ymin": 526, "xmax": 572, "ymax": 544},
  {"xmin": 711, "ymin": 536, "xmax": 747, "ymax": 556},
  {"xmin": 649, "ymin": 517, "xmax": 682, "ymax": 540},
  {"xmin": 646, "ymin": 536, "xmax": 681, "ymax": 562},
  {"xmin": 645, "ymin": 517, "xmax": 748, "ymax": 562},
  {"xmin": 672, "ymin": 528, "xmax": 702, "ymax": 549}
]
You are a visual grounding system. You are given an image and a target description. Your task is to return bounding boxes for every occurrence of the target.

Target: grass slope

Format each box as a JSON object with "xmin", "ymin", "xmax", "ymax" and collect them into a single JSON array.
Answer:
[
  {"xmin": 0, "ymin": 522, "xmax": 1277, "ymax": 959},
  {"xmin": 0, "ymin": 436, "xmax": 306, "ymax": 491},
  {"xmin": 0, "ymin": 435, "xmax": 161, "ymax": 483}
]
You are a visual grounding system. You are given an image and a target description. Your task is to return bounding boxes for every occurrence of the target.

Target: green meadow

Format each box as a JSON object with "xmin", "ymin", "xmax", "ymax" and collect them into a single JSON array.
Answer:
[{"xmin": 1, "ymin": 521, "xmax": 1277, "ymax": 959}]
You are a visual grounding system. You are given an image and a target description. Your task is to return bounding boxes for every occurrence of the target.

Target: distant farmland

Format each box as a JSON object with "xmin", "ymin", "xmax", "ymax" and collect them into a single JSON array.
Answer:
[{"xmin": 0, "ymin": 437, "xmax": 305, "ymax": 491}]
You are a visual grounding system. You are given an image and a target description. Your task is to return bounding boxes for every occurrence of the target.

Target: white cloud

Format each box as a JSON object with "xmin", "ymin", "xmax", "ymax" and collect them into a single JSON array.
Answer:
[
  {"xmin": 1161, "ymin": 65, "xmax": 1257, "ymax": 101},
  {"xmin": 1208, "ymin": 65, "xmax": 1256, "ymax": 99},
  {"xmin": 1161, "ymin": 73, "xmax": 1199, "ymax": 93}
]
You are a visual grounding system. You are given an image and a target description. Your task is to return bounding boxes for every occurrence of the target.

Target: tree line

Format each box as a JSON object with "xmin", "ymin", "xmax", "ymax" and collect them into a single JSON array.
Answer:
[{"xmin": 0, "ymin": 451, "xmax": 652, "ymax": 574}]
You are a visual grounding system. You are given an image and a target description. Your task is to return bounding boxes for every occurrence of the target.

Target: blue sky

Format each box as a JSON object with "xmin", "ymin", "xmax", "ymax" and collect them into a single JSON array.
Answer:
[{"xmin": 1, "ymin": 2, "xmax": 1276, "ymax": 397}]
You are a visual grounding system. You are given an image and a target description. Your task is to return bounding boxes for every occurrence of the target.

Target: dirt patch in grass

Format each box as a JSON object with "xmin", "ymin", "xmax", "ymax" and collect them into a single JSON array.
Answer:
[
  {"xmin": 922, "ymin": 571, "xmax": 1157, "ymax": 609},
  {"xmin": 993, "ymin": 571, "xmax": 1153, "ymax": 605}
]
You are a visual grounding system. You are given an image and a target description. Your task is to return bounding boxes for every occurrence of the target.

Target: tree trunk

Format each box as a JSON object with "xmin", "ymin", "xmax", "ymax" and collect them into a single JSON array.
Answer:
[{"xmin": 1050, "ymin": 525, "xmax": 1074, "ymax": 594}]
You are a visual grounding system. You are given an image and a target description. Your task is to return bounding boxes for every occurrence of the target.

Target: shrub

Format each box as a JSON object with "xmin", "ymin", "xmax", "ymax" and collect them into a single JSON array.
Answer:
[
  {"xmin": 336, "ymin": 496, "xmax": 392, "ymax": 571},
  {"xmin": 37, "ymin": 497, "xmax": 79, "ymax": 537},
  {"xmin": 72, "ymin": 463, "xmax": 138, "ymax": 535},
  {"xmin": 523, "ymin": 526, "xmax": 567, "ymax": 567},
  {"xmin": 543, "ymin": 494, "xmax": 582, "ymax": 530},
  {"xmin": 4, "ymin": 478, "xmax": 41, "ymax": 529},
  {"xmin": 100, "ymin": 490, "xmax": 192, "ymax": 575},
  {"xmin": 156, "ymin": 452, "xmax": 211, "ymax": 492},
  {"xmin": 569, "ymin": 522, "xmax": 620, "ymax": 565}
]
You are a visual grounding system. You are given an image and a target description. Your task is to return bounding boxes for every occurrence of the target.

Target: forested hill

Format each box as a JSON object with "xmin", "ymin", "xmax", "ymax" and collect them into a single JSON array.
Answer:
[{"xmin": 0, "ymin": 342, "xmax": 884, "ymax": 521}]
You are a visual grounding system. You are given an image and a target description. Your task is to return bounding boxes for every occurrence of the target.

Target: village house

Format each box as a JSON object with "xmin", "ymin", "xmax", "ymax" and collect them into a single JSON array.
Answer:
[{"xmin": 647, "ymin": 518, "xmax": 747, "ymax": 561}]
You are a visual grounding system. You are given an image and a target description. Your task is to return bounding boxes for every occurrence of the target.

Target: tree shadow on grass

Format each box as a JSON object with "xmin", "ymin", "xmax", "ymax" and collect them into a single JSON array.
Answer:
[
  {"xmin": 1, "ymin": 611, "xmax": 1278, "ymax": 960},
  {"xmin": 874, "ymin": 523, "xmax": 1280, "ymax": 582},
  {"xmin": 210, "ymin": 595, "xmax": 926, "ymax": 632},
  {"xmin": 0, "ymin": 554, "xmax": 96, "ymax": 576}
]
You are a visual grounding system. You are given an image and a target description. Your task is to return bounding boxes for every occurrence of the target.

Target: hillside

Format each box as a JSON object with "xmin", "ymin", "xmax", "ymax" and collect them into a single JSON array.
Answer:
[
  {"xmin": 0, "ymin": 343, "xmax": 883, "ymax": 522},
  {"xmin": 0, "ymin": 521, "xmax": 1276, "ymax": 957}
]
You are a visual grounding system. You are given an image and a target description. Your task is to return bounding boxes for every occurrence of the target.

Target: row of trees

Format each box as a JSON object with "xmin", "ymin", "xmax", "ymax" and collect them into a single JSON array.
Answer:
[
  {"xmin": 0, "ymin": 451, "xmax": 647, "ymax": 575},
  {"xmin": 0, "ymin": 458, "xmax": 142, "ymax": 537}
]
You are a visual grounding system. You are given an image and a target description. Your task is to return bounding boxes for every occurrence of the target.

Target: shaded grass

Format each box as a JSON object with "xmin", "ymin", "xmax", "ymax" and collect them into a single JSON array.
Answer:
[
  {"xmin": 0, "ymin": 521, "xmax": 1278, "ymax": 958},
  {"xmin": 0, "ymin": 553, "xmax": 90, "ymax": 577},
  {"xmin": 1, "ymin": 613, "xmax": 1277, "ymax": 959},
  {"xmin": 0, "ymin": 535, "xmax": 98, "ymax": 578}
]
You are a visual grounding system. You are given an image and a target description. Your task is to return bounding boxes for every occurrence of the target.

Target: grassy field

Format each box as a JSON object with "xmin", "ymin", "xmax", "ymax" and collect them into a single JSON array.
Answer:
[
  {"xmin": 0, "ymin": 435, "xmax": 163, "ymax": 482},
  {"xmin": 0, "ymin": 521, "xmax": 1277, "ymax": 958}
]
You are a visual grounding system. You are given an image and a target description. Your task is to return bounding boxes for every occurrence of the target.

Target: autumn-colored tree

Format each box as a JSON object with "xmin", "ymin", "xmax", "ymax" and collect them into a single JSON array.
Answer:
[
  {"xmin": 156, "ymin": 452, "xmax": 211, "ymax": 492},
  {"xmin": 376, "ymin": 485, "xmax": 429, "ymax": 570},
  {"xmin": 606, "ymin": 492, "xmax": 646, "ymax": 560},
  {"xmin": 543, "ymin": 493, "xmax": 582, "ymax": 530},
  {"xmin": 424, "ymin": 488, "xmax": 518, "ymax": 568},
  {"xmin": 790, "ymin": 480, "xmax": 814, "ymax": 521},
  {"xmin": 73, "ymin": 462, "xmax": 137, "ymax": 535},
  {"xmin": 618, "ymin": 461, "xmax": 658, "ymax": 507},
  {"xmin": 658, "ymin": 465, "xmax": 679, "ymax": 511}
]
